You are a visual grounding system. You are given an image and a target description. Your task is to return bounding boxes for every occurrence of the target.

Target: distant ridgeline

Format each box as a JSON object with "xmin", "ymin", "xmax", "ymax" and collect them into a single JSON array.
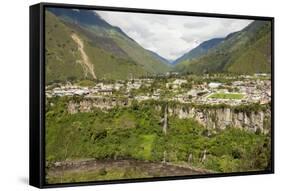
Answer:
[
  {"xmin": 174, "ymin": 20, "xmax": 272, "ymax": 74},
  {"xmin": 45, "ymin": 8, "xmax": 271, "ymax": 84}
]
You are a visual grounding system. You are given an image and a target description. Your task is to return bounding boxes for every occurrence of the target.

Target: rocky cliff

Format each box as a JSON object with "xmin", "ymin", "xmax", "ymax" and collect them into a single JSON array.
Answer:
[
  {"xmin": 67, "ymin": 97, "xmax": 130, "ymax": 114},
  {"xmin": 167, "ymin": 106, "xmax": 271, "ymax": 134},
  {"xmin": 65, "ymin": 98, "xmax": 271, "ymax": 134}
]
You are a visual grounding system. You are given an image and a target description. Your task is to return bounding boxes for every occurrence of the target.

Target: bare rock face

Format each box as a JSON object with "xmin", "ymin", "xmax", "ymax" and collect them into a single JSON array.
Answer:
[
  {"xmin": 67, "ymin": 102, "xmax": 78, "ymax": 114},
  {"xmin": 67, "ymin": 98, "xmax": 131, "ymax": 113},
  {"xmin": 66, "ymin": 98, "xmax": 271, "ymax": 134},
  {"xmin": 169, "ymin": 106, "xmax": 271, "ymax": 134}
]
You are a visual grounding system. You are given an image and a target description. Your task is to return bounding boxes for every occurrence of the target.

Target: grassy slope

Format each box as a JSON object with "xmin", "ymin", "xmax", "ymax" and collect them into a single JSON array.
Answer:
[
  {"xmin": 82, "ymin": 35, "xmax": 147, "ymax": 80},
  {"xmin": 227, "ymin": 33, "xmax": 271, "ymax": 73},
  {"xmin": 173, "ymin": 38, "xmax": 224, "ymax": 65},
  {"xmin": 175, "ymin": 52, "xmax": 229, "ymax": 74},
  {"xmin": 45, "ymin": 11, "xmax": 84, "ymax": 84},
  {"xmin": 46, "ymin": 11, "xmax": 147, "ymax": 81},
  {"xmin": 78, "ymin": 26, "xmax": 171, "ymax": 78},
  {"xmin": 110, "ymin": 32, "xmax": 171, "ymax": 75},
  {"xmin": 209, "ymin": 93, "xmax": 244, "ymax": 99},
  {"xmin": 175, "ymin": 21, "xmax": 271, "ymax": 74},
  {"xmin": 46, "ymin": 10, "xmax": 170, "ymax": 82}
]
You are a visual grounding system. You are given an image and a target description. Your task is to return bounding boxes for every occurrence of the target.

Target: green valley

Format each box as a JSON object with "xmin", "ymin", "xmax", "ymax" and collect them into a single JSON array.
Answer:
[{"xmin": 44, "ymin": 7, "xmax": 273, "ymax": 184}]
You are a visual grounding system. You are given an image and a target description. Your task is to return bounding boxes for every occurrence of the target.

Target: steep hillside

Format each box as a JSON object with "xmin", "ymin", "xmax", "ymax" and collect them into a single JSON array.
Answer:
[
  {"xmin": 46, "ymin": 8, "xmax": 170, "ymax": 83},
  {"xmin": 226, "ymin": 23, "xmax": 271, "ymax": 73},
  {"xmin": 175, "ymin": 21, "xmax": 271, "ymax": 74},
  {"xmin": 45, "ymin": 11, "xmax": 85, "ymax": 83},
  {"xmin": 46, "ymin": 11, "xmax": 145, "ymax": 82},
  {"xmin": 65, "ymin": 22, "xmax": 148, "ymax": 80},
  {"xmin": 147, "ymin": 50, "xmax": 171, "ymax": 65},
  {"xmin": 111, "ymin": 34, "xmax": 170, "ymax": 74},
  {"xmin": 47, "ymin": 7, "xmax": 112, "ymax": 29},
  {"xmin": 173, "ymin": 38, "xmax": 224, "ymax": 65}
]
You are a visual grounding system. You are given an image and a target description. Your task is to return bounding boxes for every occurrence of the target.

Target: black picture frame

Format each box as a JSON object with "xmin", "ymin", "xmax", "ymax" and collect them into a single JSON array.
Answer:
[{"xmin": 30, "ymin": 2, "xmax": 275, "ymax": 188}]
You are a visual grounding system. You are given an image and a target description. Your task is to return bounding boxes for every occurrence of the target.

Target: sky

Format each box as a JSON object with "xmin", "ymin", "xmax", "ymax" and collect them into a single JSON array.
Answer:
[{"xmin": 97, "ymin": 11, "xmax": 253, "ymax": 61}]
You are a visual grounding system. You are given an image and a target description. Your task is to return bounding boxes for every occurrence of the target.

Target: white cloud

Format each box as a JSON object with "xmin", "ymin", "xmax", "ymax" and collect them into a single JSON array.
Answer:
[{"xmin": 97, "ymin": 11, "xmax": 252, "ymax": 60}]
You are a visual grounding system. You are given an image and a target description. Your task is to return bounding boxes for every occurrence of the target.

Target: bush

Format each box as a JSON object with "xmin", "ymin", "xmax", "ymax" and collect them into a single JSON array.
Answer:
[{"xmin": 98, "ymin": 168, "xmax": 107, "ymax": 176}]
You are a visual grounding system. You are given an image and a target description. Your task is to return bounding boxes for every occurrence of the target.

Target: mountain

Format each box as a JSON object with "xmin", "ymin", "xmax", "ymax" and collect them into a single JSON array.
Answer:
[
  {"xmin": 47, "ymin": 8, "xmax": 112, "ymax": 28},
  {"xmin": 175, "ymin": 20, "xmax": 271, "ymax": 74},
  {"xmin": 45, "ymin": 8, "xmax": 170, "ymax": 83},
  {"xmin": 147, "ymin": 50, "xmax": 171, "ymax": 65},
  {"xmin": 173, "ymin": 38, "xmax": 224, "ymax": 65}
]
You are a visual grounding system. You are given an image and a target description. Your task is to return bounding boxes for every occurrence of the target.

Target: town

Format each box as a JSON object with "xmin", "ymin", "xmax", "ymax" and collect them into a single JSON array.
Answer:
[{"xmin": 46, "ymin": 73, "xmax": 271, "ymax": 106}]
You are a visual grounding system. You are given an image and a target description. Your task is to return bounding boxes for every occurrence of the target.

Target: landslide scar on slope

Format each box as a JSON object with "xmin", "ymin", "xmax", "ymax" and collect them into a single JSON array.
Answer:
[{"xmin": 71, "ymin": 33, "xmax": 97, "ymax": 79}]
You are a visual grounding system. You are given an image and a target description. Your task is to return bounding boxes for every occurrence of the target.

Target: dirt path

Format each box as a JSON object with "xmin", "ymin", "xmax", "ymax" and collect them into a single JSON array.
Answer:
[{"xmin": 71, "ymin": 33, "xmax": 97, "ymax": 79}]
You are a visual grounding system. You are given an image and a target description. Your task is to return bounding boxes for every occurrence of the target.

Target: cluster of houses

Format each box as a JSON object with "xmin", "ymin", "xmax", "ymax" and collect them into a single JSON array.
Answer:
[
  {"xmin": 171, "ymin": 78, "xmax": 271, "ymax": 106},
  {"xmin": 231, "ymin": 79, "xmax": 271, "ymax": 104},
  {"xmin": 166, "ymin": 79, "xmax": 187, "ymax": 89},
  {"xmin": 46, "ymin": 83, "xmax": 118, "ymax": 97},
  {"xmin": 46, "ymin": 79, "xmax": 153, "ymax": 98},
  {"xmin": 46, "ymin": 74, "xmax": 271, "ymax": 106}
]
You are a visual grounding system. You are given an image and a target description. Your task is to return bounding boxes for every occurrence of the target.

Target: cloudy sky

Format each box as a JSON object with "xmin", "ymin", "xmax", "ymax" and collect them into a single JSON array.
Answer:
[{"xmin": 97, "ymin": 11, "xmax": 253, "ymax": 60}]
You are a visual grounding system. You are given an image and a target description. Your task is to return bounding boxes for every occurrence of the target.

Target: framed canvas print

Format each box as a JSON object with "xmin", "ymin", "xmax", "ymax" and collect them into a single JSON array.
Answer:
[{"xmin": 29, "ymin": 2, "xmax": 274, "ymax": 188}]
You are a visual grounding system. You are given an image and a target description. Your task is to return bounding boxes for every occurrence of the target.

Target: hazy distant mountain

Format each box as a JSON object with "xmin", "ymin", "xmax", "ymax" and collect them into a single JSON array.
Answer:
[
  {"xmin": 147, "ymin": 50, "xmax": 171, "ymax": 65},
  {"xmin": 175, "ymin": 20, "xmax": 271, "ymax": 74},
  {"xmin": 173, "ymin": 38, "xmax": 224, "ymax": 65},
  {"xmin": 46, "ymin": 8, "xmax": 170, "ymax": 83}
]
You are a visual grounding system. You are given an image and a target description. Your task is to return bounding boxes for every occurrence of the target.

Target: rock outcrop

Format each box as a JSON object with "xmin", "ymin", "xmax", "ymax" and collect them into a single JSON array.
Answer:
[
  {"xmin": 167, "ymin": 106, "xmax": 271, "ymax": 134},
  {"xmin": 67, "ymin": 97, "xmax": 130, "ymax": 114},
  {"xmin": 65, "ymin": 98, "xmax": 271, "ymax": 134}
]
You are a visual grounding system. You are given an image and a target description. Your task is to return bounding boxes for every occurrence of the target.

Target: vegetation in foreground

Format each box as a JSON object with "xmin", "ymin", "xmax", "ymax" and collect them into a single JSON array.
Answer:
[{"xmin": 46, "ymin": 97, "xmax": 271, "ymax": 183}]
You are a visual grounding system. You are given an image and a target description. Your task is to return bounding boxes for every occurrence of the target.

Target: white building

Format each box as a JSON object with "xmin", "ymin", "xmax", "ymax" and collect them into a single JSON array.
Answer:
[
  {"xmin": 166, "ymin": 79, "xmax": 187, "ymax": 89},
  {"xmin": 208, "ymin": 82, "xmax": 222, "ymax": 89}
]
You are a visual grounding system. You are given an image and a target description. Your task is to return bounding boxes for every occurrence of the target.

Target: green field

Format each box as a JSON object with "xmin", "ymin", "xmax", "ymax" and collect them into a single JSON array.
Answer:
[{"xmin": 209, "ymin": 93, "xmax": 244, "ymax": 100}]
